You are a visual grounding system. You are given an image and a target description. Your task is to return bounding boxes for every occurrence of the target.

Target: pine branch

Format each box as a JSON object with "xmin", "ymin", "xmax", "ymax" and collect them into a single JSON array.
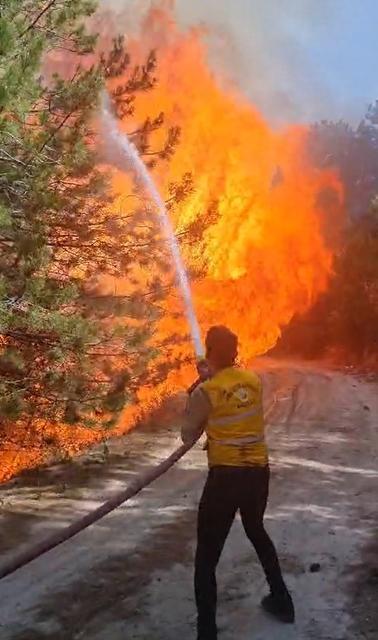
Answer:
[
  {"xmin": 20, "ymin": 0, "xmax": 57, "ymax": 37},
  {"xmin": 33, "ymin": 111, "xmax": 75, "ymax": 161}
]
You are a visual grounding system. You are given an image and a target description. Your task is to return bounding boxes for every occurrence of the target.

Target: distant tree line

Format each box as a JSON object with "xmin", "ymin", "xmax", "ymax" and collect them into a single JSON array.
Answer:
[{"xmin": 274, "ymin": 102, "xmax": 378, "ymax": 366}]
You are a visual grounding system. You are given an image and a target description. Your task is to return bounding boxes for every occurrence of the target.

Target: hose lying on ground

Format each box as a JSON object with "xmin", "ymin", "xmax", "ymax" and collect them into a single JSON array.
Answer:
[{"xmin": 0, "ymin": 441, "xmax": 193, "ymax": 581}]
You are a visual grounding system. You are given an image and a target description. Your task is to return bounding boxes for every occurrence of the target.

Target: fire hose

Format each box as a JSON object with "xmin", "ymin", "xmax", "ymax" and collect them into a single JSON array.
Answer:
[
  {"xmin": 0, "ymin": 387, "xmax": 276, "ymax": 581},
  {"xmin": 0, "ymin": 441, "xmax": 193, "ymax": 581}
]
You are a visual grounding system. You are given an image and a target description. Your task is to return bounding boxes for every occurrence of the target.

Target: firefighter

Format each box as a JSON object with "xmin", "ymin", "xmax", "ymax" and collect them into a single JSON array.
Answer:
[{"xmin": 182, "ymin": 325, "xmax": 295, "ymax": 640}]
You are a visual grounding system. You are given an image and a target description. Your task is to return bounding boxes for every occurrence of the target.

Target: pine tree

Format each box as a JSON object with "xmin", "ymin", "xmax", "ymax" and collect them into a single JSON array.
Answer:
[
  {"xmin": 309, "ymin": 102, "xmax": 378, "ymax": 219},
  {"xmin": 329, "ymin": 201, "xmax": 378, "ymax": 359},
  {"xmin": 0, "ymin": 1, "xmax": 189, "ymax": 431}
]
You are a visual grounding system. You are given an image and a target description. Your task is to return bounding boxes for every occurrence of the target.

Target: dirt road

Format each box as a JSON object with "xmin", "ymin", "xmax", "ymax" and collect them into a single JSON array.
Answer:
[{"xmin": 0, "ymin": 361, "xmax": 377, "ymax": 640}]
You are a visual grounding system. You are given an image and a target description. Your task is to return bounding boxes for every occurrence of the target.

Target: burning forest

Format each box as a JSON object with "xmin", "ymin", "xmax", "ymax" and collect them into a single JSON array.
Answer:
[
  {"xmin": 106, "ymin": 3, "xmax": 344, "ymax": 359},
  {"xmin": 1, "ymin": 1, "xmax": 377, "ymax": 484}
]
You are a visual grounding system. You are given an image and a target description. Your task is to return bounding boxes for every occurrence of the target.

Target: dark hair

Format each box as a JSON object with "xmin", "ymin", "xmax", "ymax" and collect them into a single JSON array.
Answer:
[{"xmin": 205, "ymin": 325, "xmax": 238, "ymax": 368}]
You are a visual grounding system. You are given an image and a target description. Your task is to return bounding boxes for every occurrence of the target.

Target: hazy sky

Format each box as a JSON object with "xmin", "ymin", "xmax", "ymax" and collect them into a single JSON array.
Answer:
[{"xmin": 111, "ymin": 0, "xmax": 378, "ymax": 125}]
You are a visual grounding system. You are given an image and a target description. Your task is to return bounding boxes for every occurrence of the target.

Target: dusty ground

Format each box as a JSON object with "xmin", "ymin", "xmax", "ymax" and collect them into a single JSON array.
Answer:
[{"xmin": 0, "ymin": 360, "xmax": 377, "ymax": 640}]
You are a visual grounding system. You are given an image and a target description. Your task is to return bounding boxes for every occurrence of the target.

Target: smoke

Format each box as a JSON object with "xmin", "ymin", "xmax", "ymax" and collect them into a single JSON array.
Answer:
[
  {"xmin": 176, "ymin": 0, "xmax": 338, "ymax": 125},
  {"xmin": 100, "ymin": 0, "xmax": 360, "ymax": 126}
]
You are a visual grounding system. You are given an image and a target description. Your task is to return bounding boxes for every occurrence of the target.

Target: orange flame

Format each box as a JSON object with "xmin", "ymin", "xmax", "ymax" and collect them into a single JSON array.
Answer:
[
  {"xmin": 116, "ymin": 4, "xmax": 343, "ymax": 362},
  {"xmin": 0, "ymin": 4, "xmax": 344, "ymax": 482}
]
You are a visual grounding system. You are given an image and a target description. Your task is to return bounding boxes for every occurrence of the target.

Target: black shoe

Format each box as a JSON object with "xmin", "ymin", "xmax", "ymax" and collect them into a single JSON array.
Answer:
[{"xmin": 261, "ymin": 591, "xmax": 295, "ymax": 624}]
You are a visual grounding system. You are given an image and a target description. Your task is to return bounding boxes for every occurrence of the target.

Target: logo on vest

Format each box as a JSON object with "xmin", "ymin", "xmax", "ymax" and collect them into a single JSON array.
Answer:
[{"xmin": 226, "ymin": 383, "xmax": 255, "ymax": 408}]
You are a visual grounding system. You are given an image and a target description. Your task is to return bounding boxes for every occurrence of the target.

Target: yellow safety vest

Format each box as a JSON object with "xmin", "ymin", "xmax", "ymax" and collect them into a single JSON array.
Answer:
[{"xmin": 201, "ymin": 367, "xmax": 268, "ymax": 467}]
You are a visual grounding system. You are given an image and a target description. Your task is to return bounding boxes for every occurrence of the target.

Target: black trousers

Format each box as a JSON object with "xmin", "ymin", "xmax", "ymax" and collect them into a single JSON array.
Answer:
[{"xmin": 195, "ymin": 465, "xmax": 286, "ymax": 638}]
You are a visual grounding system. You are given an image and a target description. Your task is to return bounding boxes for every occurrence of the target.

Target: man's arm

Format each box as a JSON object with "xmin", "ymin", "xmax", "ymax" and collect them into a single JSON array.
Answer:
[{"xmin": 181, "ymin": 386, "xmax": 211, "ymax": 445}]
